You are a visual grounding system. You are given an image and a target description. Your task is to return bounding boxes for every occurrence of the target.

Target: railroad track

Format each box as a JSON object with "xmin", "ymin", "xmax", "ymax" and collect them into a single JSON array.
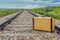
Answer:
[{"xmin": 0, "ymin": 10, "xmax": 60, "ymax": 40}]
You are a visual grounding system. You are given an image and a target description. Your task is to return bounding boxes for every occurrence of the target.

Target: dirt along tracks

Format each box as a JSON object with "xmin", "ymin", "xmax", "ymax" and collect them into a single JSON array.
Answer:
[{"xmin": 0, "ymin": 10, "xmax": 60, "ymax": 40}]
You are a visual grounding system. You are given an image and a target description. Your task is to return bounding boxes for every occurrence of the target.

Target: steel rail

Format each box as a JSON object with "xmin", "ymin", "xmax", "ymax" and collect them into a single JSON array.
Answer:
[{"xmin": 0, "ymin": 10, "xmax": 23, "ymax": 30}]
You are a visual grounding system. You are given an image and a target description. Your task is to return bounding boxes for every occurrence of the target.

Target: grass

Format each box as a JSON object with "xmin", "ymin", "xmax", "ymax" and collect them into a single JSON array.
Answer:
[
  {"xmin": 31, "ymin": 6, "xmax": 60, "ymax": 20},
  {"xmin": 0, "ymin": 9, "xmax": 20, "ymax": 17}
]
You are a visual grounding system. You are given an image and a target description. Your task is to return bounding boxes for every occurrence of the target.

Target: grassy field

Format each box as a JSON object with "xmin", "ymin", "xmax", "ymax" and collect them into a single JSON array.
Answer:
[
  {"xmin": 31, "ymin": 6, "xmax": 60, "ymax": 20},
  {"xmin": 0, "ymin": 9, "xmax": 20, "ymax": 17}
]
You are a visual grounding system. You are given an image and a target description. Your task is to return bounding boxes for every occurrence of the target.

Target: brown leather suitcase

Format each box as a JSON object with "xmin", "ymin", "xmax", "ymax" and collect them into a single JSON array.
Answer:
[{"xmin": 33, "ymin": 17, "xmax": 55, "ymax": 32}]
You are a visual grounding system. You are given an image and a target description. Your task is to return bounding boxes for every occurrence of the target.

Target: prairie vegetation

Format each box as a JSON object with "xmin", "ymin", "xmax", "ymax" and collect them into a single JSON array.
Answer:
[
  {"xmin": 31, "ymin": 6, "xmax": 60, "ymax": 20},
  {"xmin": 0, "ymin": 9, "xmax": 20, "ymax": 17}
]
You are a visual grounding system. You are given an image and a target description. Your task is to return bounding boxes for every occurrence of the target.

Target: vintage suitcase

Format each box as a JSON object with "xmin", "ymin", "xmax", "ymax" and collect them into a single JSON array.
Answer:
[{"xmin": 33, "ymin": 17, "xmax": 55, "ymax": 32}]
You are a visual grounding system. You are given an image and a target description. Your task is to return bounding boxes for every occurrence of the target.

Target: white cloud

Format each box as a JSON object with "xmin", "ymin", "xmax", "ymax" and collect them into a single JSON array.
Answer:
[
  {"xmin": 0, "ymin": 4, "xmax": 41, "ymax": 9},
  {"xmin": 0, "ymin": 0, "xmax": 60, "ymax": 9},
  {"xmin": 17, "ymin": 0, "xmax": 33, "ymax": 2}
]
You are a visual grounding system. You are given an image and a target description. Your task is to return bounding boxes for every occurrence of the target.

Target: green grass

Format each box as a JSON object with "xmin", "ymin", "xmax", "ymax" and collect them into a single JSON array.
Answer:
[
  {"xmin": 31, "ymin": 6, "xmax": 60, "ymax": 20},
  {"xmin": 0, "ymin": 9, "xmax": 20, "ymax": 17}
]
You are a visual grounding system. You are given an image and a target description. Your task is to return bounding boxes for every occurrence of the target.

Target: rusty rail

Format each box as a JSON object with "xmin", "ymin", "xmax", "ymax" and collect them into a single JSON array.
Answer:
[{"xmin": 0, "ymin": 10, "xmax": 23, "ymax": 30}]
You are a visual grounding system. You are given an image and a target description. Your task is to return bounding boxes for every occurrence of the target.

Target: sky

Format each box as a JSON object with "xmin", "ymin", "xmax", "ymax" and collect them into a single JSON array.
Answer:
[{"xmin": 0, "ymin": 0, "xmax": 60, "ymax": 9}]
